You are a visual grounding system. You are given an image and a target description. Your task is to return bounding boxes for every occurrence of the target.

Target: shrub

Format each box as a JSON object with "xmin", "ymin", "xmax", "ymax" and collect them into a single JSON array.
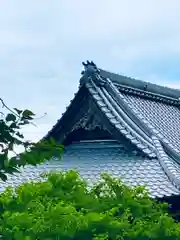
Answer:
[{"xmin": 0, "ymin": 170, "xmax": 179, "ymax": 239}]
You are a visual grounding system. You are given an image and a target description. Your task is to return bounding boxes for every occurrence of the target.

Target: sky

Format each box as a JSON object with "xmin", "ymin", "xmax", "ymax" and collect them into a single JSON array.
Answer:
[{"xmin": 1, "ymin": 0, "xmax": 180, "ymax": 142}]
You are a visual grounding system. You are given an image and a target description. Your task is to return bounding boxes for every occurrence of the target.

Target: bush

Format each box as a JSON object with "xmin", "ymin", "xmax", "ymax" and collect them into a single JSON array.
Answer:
[{"xmin": 0, "ymin": 170, "xmax": 179, "ymax": 239}]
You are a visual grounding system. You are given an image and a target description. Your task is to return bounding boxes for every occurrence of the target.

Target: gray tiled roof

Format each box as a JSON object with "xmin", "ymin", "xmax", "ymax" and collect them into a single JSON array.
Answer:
[
  {"xmin": 1, "ymin": 141, "xmax": 179, "ymax": 198},
  {"xmin": 121, "ymin": 93, "xmax": 180, "ymax": 152},
  {"xmin": 80, "ymin": 61, "xmax": 180, "ymax": 197}
]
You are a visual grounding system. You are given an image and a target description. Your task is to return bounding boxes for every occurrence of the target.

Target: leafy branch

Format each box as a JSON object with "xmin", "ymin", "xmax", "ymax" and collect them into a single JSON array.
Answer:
[{"xmin": 0, "ymin": 99, "xmax": 63, "ymax": 181}]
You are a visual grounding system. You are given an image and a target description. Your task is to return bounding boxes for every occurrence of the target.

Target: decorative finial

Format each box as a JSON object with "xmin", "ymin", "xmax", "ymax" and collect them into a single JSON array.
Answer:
[
  {"xmin": 80, "ymin": 60, "xmax": 106, "ymax": 87},
  {"xmin": 81, "ymin": 60, "xmax": 100, "ymax": 75}
]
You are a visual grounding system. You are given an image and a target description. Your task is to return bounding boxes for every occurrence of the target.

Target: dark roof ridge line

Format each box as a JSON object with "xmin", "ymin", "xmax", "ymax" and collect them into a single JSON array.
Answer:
[
  {"xmin": 101, "ymin": 76, "xmax": 154, "ymax": 138},
  {"xmin": 101, "ymin": 86, "xmax": 154, "ymax": 149},
  {"xmin": 114, "ymin": 83, "xmax": 180, "ymax": 105},
  {"xmin": 99, "ymin": 69, "xmax": 180, "ymax": 100},
  {"xmin": 86, "ymin": 79, "xmax": 156, "ymax": 158}
]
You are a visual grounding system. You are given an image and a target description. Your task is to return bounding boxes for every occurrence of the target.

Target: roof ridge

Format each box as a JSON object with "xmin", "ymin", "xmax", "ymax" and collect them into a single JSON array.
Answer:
[
  {"xmin": 152, "ymin": 136, "xmax": 180, "ymax": 190},
  {"xmin": 99, "ymin": 69, "xmax": 180, "ymax": 100},
  {"xmin": 115, "ymin": 83, "xmax": 180, "ymax": 106}
]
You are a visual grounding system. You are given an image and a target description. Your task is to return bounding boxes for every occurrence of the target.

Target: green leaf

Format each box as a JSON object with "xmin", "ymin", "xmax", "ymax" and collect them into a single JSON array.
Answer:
[
  {"xmin": 10, "ymin": 122, "xmax": 20, "ymax": 129},
  {"xmin": 23, "ymin": 141, "xmax": 32, "ymax": 148},
  {"xmin": 49, "ymin": 137, "xmax": 56, "ymax": 145},
  {"xmin": 8, "ymin": 156, "xmax": 19, "ymax": 167},
  {"xmin": 0, "ymin": 170, "xmax": 179, "ymax": 239},
  {"xmin": 16, "ymin": 132, "xmax": 24, "ymax": 139},
  {"xmin": 19, "ymin": 120, "xmax": 30, "ymax": 126},
  {"xmin": 22, "ymin": 109, "xmax": 35, "ymax": 118},
  {"xmin": 14, "ymin": 138, "xmax": 23, "ymax": 145},
  {"xmin": 0, "ymin": 172, "xmax": 7, "ymax": 181},
  {"xmin": 14, "ymin": 108, "xmax": 23, "ymax": 115},
  {"xmin": 5, "ymin": 113, "xmax": 16, "ymax": 122},
  {"xmin": 8, "ymin": 142, "xmax": 14, "ymax": 151},
  {"xmin": 5, "ymin": 166, "xmax": 20, "ymax": 174}
]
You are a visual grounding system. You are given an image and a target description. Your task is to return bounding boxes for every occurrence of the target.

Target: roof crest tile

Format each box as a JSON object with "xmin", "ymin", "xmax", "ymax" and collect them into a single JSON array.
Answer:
[
  {"xmin": 115, "ymin": 83, "xmax": 180, "ymax": 105},
  {"xmin": 86, "ymin": 80, "xmax": 156, "ymax": 158},
  {"xmin": 152, "ymin": 136, "xmax": 180, "ymax": 189}
]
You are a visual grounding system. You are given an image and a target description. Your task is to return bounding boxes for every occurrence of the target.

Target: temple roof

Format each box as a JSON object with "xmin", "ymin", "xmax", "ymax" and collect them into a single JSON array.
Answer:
[
  {"xmin": 1, "ymin": 140, "xmax": 179, "ymax": 199},
  {"xmin": 1, "ymin": 61, "xmax": 180, "ymax": 199}
]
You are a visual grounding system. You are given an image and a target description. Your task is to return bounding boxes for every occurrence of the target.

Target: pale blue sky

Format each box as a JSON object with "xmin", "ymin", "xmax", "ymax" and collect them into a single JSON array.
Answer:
[{"xmin": 1, "ymin": 0, "xmax": 180, "ymax": 141}]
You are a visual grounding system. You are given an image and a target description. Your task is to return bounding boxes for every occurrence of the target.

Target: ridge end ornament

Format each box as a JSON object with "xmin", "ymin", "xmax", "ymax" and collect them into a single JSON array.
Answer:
[
  {"xmin": 80, "ymin": 60, "xmax": 106, "ymax": 87},
  {"xmin": 82, "ymin": 60, "xmax": 100, "ymax": 75}
]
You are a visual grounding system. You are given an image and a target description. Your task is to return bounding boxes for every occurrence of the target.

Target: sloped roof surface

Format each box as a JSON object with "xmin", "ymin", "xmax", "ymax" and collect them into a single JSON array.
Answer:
[
  {"xmin": 0, "ymin": 141, "xmax": 179, "ymax": 198},
  {"xmin": 98, "ymin": 68, "xmax": 180, "ymax": 154},
  {"xmin": 121, "ymin": 93, "xmax": 180, "ymax": 152}
]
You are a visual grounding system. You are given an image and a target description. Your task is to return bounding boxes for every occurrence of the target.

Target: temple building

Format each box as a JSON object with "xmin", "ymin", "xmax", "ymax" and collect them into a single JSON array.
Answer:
[{"xmin": 1, "ymin": 61, "xmax": 180, "ymax": 215}]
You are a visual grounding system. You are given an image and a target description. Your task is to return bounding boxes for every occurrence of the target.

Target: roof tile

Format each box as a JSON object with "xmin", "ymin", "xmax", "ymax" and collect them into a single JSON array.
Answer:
[
  {"xmin": 0, "ymin": 141, "xmax": 179, "ymax": 198},
  {"xmin": 121, "ymin": 93, "xmax": 180, "ymax": 153}
]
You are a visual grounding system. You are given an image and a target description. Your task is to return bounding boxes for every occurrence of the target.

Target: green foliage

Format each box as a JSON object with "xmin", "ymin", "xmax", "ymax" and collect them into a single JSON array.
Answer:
[
  {"xmin": 0, "ymin": 99, "xmax": 63, "ymax": 180},
  {"xmin": 0, "ymin": 170, "xmax": 179, "ymax": 239}
]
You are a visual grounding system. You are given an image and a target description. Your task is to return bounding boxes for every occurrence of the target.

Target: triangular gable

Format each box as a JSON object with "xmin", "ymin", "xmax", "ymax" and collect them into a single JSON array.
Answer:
[{"xmin": 43, "ymin": 64, "xmax": 157, "ymax": 159}]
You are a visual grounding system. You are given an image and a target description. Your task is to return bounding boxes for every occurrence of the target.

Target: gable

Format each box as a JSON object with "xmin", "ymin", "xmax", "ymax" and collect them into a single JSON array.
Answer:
[{"xmin": 44, "ymin": 83, "xmax": 150, "ymax": 157}]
